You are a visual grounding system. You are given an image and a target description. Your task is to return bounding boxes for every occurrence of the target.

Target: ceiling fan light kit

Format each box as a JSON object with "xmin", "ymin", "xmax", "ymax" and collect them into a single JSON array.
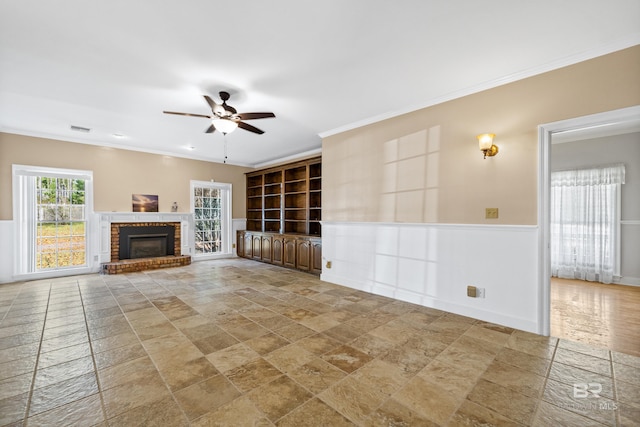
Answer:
[
  {"xmin": 211, "ymin": 118, "xmax": 238, "ymax": 134},
  {"xmin": 163, "ymin": 91, "xmax": 275, "ymax": 136}
]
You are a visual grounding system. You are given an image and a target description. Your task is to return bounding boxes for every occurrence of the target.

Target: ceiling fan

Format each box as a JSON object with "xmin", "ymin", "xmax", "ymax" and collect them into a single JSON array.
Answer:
[{"xmin": 163, "ymin": 91, "xmax": 275, "ymax": 135}]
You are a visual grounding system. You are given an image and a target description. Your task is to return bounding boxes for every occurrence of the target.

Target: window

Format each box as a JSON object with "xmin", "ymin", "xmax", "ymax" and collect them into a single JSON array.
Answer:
[
  {"xmin": 550, "ymin": 164, "xmax": 625, "ymax": 284},
  {"xmin": 190, "ymin": 181, "xmax": 232, "ymax": 258},
  {"xmin": 13, "ymin": 165, "xmax": 94, "ymax": 277}
]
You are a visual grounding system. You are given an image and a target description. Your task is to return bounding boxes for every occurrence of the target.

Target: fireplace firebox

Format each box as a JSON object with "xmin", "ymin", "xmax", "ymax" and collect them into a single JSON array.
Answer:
[{"xmin": 118, "ymin": 225, "xmax": 175, "ymax": 260}]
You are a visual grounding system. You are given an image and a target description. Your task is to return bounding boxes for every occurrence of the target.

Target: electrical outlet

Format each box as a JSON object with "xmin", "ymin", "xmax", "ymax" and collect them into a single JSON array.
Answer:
[
  {"xmin": 232, "ymin": 243, "xmax": 236, "ymax": 248},
  {"xmin": 485, "ymin": 208, "xmax": 499, "ymax": 219},
  {"xmin": 477, "ymin": 288, "xmax": 486, "ymax": 298}
]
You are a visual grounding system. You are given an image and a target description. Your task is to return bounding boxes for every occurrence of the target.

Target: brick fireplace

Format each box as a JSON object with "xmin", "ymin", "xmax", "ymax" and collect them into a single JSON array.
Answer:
[
  {"xmin": 110, "ymin": 222, "xmax": 180, "ymax": 261},
  {"xmin": 102, "ymin": 220, "xmax": 191, "ymax": 274}
]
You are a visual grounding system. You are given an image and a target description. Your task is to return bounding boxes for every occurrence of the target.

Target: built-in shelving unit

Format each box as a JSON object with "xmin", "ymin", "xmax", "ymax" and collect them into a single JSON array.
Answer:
[
  {"xmin": 246, "ymin": 174, "xmax": 264, "ymax": 233},
  {"xmin": 240, "ymin": 156, "xmax": 321, "ymax": 274},
  {"xmin": 245, "ymin": 156, "xmax": 321, "ymax": 236}
]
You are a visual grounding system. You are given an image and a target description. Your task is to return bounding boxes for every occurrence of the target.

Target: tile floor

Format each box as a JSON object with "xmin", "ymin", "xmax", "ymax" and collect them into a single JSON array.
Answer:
[{"xmin": 1, "ymin": 258, "xmax": 638, "ymax": 426}]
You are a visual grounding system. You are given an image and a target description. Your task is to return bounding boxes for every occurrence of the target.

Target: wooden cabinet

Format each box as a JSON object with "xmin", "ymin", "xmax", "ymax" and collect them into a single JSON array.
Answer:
[
  {"xmin": 251, "ymin": 234, "xmax": 262, "ymax": 260},
  {"xmin": 245, "ymin": 157, "xmax": 321, "ymax": 237},
  {"xmin": 283, "ymin": 237, "xmax": 297, "ymax": 269},
  {"xmin": 243, "ymin": 232, "xmax": 252, "ymax": 258},
  {"xmin": 311, "ymin": 240, "xmax": 323, "ymax": 275},
  {"xmin": 237, "ymin": 231, "xmax": 321, "ymax": 275},
  {"xmin": 242, "ymin": 157, "xmax": 322, "ymax": 274},
  {"xmin": 261, "ymin": 235, "xmax": 272, "ymax": 263},
  {"xmin": 237, "ymin": 233, "xmax": 244, "ymax": 257},
  {"xmin": 272, "ymin": 235, "xmax": 284, "ymax": 266},
  {"xmin": 296, "ymin": 240, "xmax": 310, "ymax": 271}
]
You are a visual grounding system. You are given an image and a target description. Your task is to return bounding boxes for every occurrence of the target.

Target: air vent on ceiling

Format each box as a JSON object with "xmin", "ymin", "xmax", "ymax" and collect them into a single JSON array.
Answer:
[{"xmin": 70, "ymin": 125, "xmax": 91, "ymax": 133}]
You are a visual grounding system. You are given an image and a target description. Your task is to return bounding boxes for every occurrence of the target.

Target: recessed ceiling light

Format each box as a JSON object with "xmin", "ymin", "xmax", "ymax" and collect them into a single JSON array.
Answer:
[
  {"xmin": 186, "ymin": 146, "xmax": 196, "ymax": 150},
  {"xmin": 112, "ymin": 133, "xmax": 126, "ymax": 139}
]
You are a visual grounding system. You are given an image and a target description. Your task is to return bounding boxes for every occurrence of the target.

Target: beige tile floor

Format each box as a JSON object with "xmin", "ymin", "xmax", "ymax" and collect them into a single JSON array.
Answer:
[{"xmin": 1, "ymin": 258, "xmax": 638, "ymax": 426}]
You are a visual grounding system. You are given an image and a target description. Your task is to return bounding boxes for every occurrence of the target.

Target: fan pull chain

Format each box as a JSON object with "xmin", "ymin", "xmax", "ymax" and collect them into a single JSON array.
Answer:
[{"xmin": 223, "ymin": 134, "xmax": 228, "ymax": 163}]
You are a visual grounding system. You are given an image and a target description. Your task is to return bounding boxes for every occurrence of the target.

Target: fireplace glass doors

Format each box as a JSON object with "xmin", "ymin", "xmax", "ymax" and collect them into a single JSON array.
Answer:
[{"xmin": 118, "ymin": 225, "xmax": 175, "ymax": 260}]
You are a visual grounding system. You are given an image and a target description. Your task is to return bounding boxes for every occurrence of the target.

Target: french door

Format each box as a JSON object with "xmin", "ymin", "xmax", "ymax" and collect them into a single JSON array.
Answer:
[{"xmin": 190, "ymin": 181, "xmax": 232, "ymax": 258}]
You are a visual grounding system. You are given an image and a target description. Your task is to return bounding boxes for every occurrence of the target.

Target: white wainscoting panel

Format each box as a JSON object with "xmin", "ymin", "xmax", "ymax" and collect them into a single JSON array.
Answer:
[
  {"xmin": 321, "ymin": 221, "xmax": 540, "ymax": 333},
  {"xmin": 0, "ymin": 221, "xmax": 14, "ymax": 283}
]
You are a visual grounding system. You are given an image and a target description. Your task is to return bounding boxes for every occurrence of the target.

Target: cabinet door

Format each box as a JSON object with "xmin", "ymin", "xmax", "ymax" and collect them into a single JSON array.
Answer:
[
  {"xmin": 283, "ymin": 239, "xmax": 297, "ymax": 268},
  {"xmin": 296, "ymin": 240, "xmax": 311, "ymax": 271},
  {"xmin": 310, "ymin": 240, "xmax": 322, "ymax": 275},
  {"xmin": 237, "ymin": 232, "xmax": 245, "ymax": 257},
  {"xmin": 243, "ymin": 233, "xmax": 253, "ymax": 258},
  {"xmin": 261, "ymin": 236, "xmax": 272, "ymax": 263},
  {"xmin": 252, "ymin": 235, "xmax": 262, "ymax": 260},
  {"xmin": 272, "ymin": 236, "xmax": 284, "ymax": 265}
]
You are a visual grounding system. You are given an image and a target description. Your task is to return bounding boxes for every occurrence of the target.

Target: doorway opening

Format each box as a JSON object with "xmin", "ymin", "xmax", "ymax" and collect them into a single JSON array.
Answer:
[
  {"xmin": 190, "ymin": 180, "xmax": 232, "ymax": 259},
  {"xmin": 538, "ymin": 105, "xmax": 640, "ymax": 347}
]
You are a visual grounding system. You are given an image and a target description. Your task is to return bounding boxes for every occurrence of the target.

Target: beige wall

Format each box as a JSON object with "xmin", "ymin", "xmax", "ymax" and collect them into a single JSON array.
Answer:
[
  {"xmin": 322, "ymin": 46, "xmax": 640, "ymax": 225},
  {"xmin": 0, "ymin": 133, "xmax": 252, "ymax": 219}
]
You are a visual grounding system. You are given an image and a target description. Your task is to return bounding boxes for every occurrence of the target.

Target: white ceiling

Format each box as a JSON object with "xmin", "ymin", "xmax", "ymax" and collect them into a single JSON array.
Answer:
[{"xmin": 1, "ymin": 1, "xmax": 639, "ymax": 167}]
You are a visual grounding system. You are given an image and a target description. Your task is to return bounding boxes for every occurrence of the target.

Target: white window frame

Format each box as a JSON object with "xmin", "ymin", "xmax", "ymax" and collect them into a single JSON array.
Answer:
[
  {"xmin": 190, "ymin": 180, "xmax": 233, "ymax": 260},
  {"xmin": 12, "ymin": 164, "xmax": 95, "ymax": 280}
]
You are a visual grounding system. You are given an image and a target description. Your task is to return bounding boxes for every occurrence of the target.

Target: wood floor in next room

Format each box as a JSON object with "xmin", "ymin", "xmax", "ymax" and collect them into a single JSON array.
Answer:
[
  {"xmin": 0, "ymin": 259, "xmax": 638, "ymax": 426},
  {"xmin": 551, "ymin": 277, "xmax": 640, "ymax": 357}
]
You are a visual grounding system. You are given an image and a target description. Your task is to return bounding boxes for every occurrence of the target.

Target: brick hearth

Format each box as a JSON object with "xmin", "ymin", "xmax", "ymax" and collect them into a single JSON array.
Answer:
[
  {"xmin": 102, "ymin": 255, "xmax": 191, "ymax": 274},
  {"xmin": 104, "ymin": 221, "xmax": 190, "ymax": 274}
]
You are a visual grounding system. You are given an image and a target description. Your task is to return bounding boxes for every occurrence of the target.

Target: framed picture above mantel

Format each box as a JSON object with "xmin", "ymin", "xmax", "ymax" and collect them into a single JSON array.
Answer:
[{"xmin": 132, "ymin": 194, "xmax": 158, "ymax": 212}]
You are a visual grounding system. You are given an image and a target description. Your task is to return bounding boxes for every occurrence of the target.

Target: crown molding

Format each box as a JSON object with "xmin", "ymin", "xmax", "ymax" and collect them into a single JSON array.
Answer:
[{"xmin": 320, "ymin": 35, "xmax": 640, "ymax": 139}]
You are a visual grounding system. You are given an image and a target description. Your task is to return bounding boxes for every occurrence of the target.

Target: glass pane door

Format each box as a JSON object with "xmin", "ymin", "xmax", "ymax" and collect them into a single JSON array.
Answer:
[
  {"xmin": 36, "ymin": 176, "xmax": 87, "ymax": 270},
  {"xmin": 192, "ymin": 181, "xmax": 231, "ymax": 257}
]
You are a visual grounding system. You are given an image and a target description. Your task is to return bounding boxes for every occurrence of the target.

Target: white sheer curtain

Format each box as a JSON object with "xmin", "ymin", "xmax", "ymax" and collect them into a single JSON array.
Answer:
[{"xmin": 550, "ymin": 164, "xmax": 625, "ymax": 284}]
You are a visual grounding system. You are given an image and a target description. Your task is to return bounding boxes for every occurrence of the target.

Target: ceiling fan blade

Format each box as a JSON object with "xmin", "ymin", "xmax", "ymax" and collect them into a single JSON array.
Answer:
[
  {"xmin": 237, "ymin": 112, "xmax": 276, "ymax": 120},
  {"xmin": 205, "ymin": 124, "xmax": 216, "ymax": 134},
  {"xmin": 203, "ymin": 95, "xmax": 218, "ymax": 111},
  {"xmin": 223, "ymin": 103, "xmax": 237, "ymax": 115},
  {"xmin": 163, "ymin": 111, "xmax": 211, "ymax": 119},
  {"xmin": 238, "ymin": 121, "xmax": 265, "ymax": 135}
]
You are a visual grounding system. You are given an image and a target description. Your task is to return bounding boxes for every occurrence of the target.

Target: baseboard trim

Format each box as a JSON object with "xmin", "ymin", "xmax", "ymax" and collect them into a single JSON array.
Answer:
[{"xmin": 321, "ymin": 272, "xmax": 538, "ymax": 333}]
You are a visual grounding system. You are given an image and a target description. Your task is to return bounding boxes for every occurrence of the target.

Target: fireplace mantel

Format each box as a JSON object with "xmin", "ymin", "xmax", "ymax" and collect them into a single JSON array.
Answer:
[{"xmin": 97, "ymin": 212, "xmax": 194, "ymax": 264}]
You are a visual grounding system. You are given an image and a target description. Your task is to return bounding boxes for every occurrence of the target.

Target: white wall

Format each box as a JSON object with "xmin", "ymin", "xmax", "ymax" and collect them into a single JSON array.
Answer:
[
  {"xmin": 321, "ymin": 221, "xmax": 540, "ymax": 333},
  {"xmin": 0, "ymin": 221, "xmax": 13, "ymax": 283}
]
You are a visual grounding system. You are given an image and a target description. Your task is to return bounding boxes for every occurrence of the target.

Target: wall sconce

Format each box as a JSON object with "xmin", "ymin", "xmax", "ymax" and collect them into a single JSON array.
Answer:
[{"xmin": 477, "ymin": 133, "xmax": 498, "ymax": 159}]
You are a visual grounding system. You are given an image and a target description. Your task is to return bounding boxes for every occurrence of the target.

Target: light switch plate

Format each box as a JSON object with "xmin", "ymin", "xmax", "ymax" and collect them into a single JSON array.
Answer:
[{"xmin": 486, "ymin": 208, "xmax": 499, "ymax": 219}]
